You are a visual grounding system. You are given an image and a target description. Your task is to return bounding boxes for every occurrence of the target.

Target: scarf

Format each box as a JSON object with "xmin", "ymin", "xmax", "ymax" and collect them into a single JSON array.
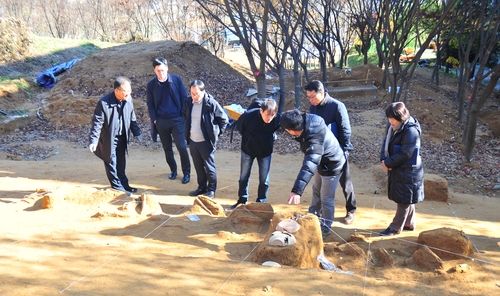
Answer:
[{"xmin": 384, "ymin": 126, "xmax": 393, "ymax": 158}]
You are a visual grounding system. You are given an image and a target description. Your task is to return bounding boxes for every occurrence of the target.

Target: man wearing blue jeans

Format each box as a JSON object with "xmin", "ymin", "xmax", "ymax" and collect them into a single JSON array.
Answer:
[
  {"xmin": 280, "ymin": 109, "xmax": 345, "ymax": 239},
  {"xmin": 231, "ymin": 99, "xmax": 280, "ymax": 209}
]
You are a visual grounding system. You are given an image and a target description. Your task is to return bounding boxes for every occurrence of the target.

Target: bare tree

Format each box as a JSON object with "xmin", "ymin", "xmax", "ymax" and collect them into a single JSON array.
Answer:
[
  {"xmin": 194, "ymin": 0, "xmax": 269, "ymax": 98},
  {"xmin": 266, "ymin": 0, "xmax": 308, "ymax": 112},
  {"xmin": 0, "ymin": 0, "xmax": 35, "ymax": 24},
  {"xmin": 368, "ymin": 0, "xmax": 457, "ymax": 102},
  {"xmin": 151, "ymin": 0, "xmax": 194, "ymax": 41},
  {"xmin": 459, "ymin": 0, "xmax": 500, "ymax": 162},
  {"xmin": 121, "ymin": 0, "xmax": 154, "ymax": 41},
  {"xmin": 38, "ymin": 0, "xmax": 71, "ymax": 38},
  {"xmin": 198, "ymin": 6, "xmax": 226, "ymax": 57}
]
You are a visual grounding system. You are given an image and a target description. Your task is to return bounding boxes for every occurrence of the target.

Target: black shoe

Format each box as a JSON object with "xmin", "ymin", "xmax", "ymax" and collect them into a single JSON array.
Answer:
[
  {"xmin": 189, "ymin": 188, "xmax": 207, "ymax": 196},
  {"xmin": 403, "ymin": 226, "xmax": 414, "ymax": 231},
  {"xmin": 230, "ymin": 201, "xmax": 247, "ymax": 210},
  {"xmin": 127, "ymin": 187, "xmax": 138, "ymax": 193},
  {"xmin": 169, "ymin": 171, "xmax": 177, "ymax": 180},
  {"xmin": 379, "ymin": 227, "xmax": 399, "ymax": 236},
  {"xmin": 206, "ymin": 191, "xmax": 215, "ymax": 199},
  {"xmin": 256, "ymin": 198, "xmax": 267, "ymax": 203},
  {"xmin": 181, "ymin": 174, "xmax": 190, "ymax": 184}
]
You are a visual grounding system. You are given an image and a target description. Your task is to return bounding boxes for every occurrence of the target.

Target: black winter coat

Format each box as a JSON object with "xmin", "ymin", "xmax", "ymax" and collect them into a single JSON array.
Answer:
[
  {"xmin": 89, "ymin": 92, "xmax": 141, "ymax": 163},
  {"xmin": 183, "ymin": 93, "xmax": 229, "ymax": 150},
  {"xmin": 380, "ymin": 117, "xmax": 424, "ymax": 204},
  {"xmin": 291, "ymin": 113, "xmax": 345, "ymax": 195},
  {"xmin": 236, "ymin": 108, "xmax": 281, "ymax": 158}
]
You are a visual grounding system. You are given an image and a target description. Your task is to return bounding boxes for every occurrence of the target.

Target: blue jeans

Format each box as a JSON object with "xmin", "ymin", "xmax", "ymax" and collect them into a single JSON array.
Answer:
[
  {"xmin": 308, "ymin": 172, "xmax": 341, "ymax": 233},
  {"xmin": 237, "ymin": 151, "xmax": 271, "ymax": 202}
]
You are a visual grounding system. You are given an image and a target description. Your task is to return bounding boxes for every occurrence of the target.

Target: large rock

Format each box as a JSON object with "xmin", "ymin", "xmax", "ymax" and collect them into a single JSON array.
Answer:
[
  {"xmin": 253, "ymin": 212, "xmax": 322, "ymax": 268},
  {"xmin": 424, "ymin": 174, "xmax": 449, "ymax": 202},
  {"xmin": 417, "ymin": 227, "xmax": 474, "ymax": 260},
  {"xmin": 412, "ymin": 246, "xmax": 444, "ymax": 270}
]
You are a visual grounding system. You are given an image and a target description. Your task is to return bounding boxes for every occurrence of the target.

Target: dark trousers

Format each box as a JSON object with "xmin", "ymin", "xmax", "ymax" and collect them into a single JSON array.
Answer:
[
  {"xmin": 156, "ymin": 117, "xmax": 191, "ymax": 176},
  {"xmin": 189, "ymin": 141, "xmax": 217, "ymax": 192},
  {"xmin": 340, "ymin": 151, "xmax": 357, "ymax": 214},
  {"xmin": 103, "ymin": 134, "xmax": 129, "ymax": 191}
]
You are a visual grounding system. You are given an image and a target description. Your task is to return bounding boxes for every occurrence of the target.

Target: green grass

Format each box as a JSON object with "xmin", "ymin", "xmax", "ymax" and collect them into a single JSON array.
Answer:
[
  {"xmin": 347, "ymin": 52, "xmax": 379, "ymax": 67},
  {"xmin": 30, "ymin": 35, "xmax": 121, "ymax": 57}
]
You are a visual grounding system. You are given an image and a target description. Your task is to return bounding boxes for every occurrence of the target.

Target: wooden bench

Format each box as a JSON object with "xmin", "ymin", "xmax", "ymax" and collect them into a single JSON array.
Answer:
[{"xmin": 324, "ymin": 79, "xmax": 378, "ymax": 99}]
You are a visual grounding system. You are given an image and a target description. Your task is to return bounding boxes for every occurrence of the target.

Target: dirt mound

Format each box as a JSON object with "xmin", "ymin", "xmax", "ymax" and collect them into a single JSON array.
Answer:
[
  {"xmin": 0, "ymin": 18, "xmax": 31, "ymax": 63},
  {"xmin": 39, "ymin": 41, "xmax": 253, "ymax": 127}
]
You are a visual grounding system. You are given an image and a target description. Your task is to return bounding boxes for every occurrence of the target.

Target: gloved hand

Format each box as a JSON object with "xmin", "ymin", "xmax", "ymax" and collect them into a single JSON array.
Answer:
[
  {"xmin": 89, "ymin": 143, "xmax": 97, "ymax": 153},
  {"xmin": 137, "ymin": 135, "xmax": 143, "ymax": 141}
]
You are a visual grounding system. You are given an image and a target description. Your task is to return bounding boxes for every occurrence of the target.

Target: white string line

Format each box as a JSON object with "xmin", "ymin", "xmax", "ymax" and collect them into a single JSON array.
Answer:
[
  {"xmin": 364, "ymin": 194, "xmax": 379, "ymax": 295},
  {"xmin": 59, "ymin": 203, "xmax": 186, "ymax": 294},
  {"xmin": 214, "ymin": 242, "xmax": 262, "ymax": 296},
  {"xmin": 231, "ymin": 208, "xmax": 500, "ymax": 267}
]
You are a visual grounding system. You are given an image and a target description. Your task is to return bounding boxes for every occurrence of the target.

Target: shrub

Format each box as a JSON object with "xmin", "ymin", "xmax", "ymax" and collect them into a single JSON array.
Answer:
[{"xmin": 0, "ymin": 18, "xmax": 31, "ymax": 62}]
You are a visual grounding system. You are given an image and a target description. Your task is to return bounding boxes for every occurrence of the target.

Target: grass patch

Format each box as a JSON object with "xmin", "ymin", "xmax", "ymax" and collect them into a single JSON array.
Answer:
[
  {"xmin": 347, "ymin": 52, "xmax": 379, "ymax": 67},
  {"xmin": 30, "ymin": 35, "xmax": 121, "ymax": 57}
]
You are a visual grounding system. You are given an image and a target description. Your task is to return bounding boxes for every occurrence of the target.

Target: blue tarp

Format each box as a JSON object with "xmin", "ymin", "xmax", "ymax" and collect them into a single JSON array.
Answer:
[{"xmin": 36, "ymin": 58, "xmax": 82, "ymax": 88}]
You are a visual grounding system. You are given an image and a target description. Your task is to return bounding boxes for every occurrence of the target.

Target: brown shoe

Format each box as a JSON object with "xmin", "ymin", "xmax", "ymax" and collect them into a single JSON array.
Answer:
[{"xmin": 344, "ymin": 212, "xmax": 354, "ymax": 225}]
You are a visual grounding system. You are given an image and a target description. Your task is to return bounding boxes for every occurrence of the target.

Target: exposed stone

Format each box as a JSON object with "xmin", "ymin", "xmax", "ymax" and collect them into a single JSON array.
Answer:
[
  {"xmin": 451, "ymin": 263, "xmax": 472, "ymax": 273},
  {"xmin": 41, "ymin": 191, "xmax": 65, "ymax": 209},
  {"xmin": 424, "ymin": 174, "xmax": 449, "ymax": 202},
  {"xmin": 375, "ymin": 248, "xmax": 395, "ymax": 267},
  {"xmin": 253, "ymin": 213, "xmax": 322, "ymax": 268},
  {"xmin": 139, "ymin": 193, "xmax": 164, "ymax": 216},
  {"xmin": 343, "ymin": 243, "xmax": 366, "ymax": 257},
  {"xmin": 348, "ymin": 233, "xmax": 369, "ymax": 243},
  {"xmin": 417, "ymin": 227, "xmax": 474, "ymax": 260},
  {"xmin": 413, "ymin": 246, "xmax": 444, "ymax": 270}
]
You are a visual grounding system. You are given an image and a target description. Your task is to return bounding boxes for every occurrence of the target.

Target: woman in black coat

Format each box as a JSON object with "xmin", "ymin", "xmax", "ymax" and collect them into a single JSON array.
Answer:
[{"xmin": 379, "ymin": 102, "xmax": 424, "ymax": 236}]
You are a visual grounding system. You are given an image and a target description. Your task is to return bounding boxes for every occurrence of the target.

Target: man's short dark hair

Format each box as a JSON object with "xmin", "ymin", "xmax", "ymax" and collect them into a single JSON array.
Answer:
[
  {"xmin": 304, "ymin": 80, "xmax": 324, "ymax": 93},
  {"xmin": 153, "ymin": 57, "xmax": 168, "ymax": 68},
  {"xmin": 280, "ymin": 109, "xmax": 304, "ymax": 131},
  {"xmin": 114, "ymin": 76, "xmax": 131, "ymax": 89},
  {"xmin": 190, "ymin": 80, "xmax": 205, "ymax": 91}
]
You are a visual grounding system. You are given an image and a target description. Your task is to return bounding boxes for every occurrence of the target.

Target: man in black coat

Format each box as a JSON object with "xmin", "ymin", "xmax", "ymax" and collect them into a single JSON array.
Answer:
[
  {"xmin": 146, "ymin": 57, "xmax": 191, "ymax": 184},
  {"xmin": 231, "ymin": 98, "xmax": 280, "ymax": 209},
  {"xmin": 280, "ymin": 109, "xmax": 345, "ymax": 238},
  {"xmin": 89, "ymin": 76, "xmax": 142, "ymax": 195}
]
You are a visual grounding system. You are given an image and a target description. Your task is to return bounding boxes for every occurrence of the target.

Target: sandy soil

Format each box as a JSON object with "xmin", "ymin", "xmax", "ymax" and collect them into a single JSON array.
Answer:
[
  {"xmin": 1, "ymin": 40, "xmax": 500, "ymax": 296},
  {"xmin": 1, "ymin": 137, "xmax": 499, "ymax": 295}
]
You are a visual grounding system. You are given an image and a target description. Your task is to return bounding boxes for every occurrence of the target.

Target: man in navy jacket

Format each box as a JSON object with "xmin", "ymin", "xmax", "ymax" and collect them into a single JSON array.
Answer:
[
  {"xmin": 146, "ymin": 57, "xmax": 191, "ymax": 184},
  {"xmin": 89, "ymin": 76, "xmax": 141, "ymax": 195},
  {"xmin": 306, "ymin": 80, "xmax": 357, "ymax": 225}
]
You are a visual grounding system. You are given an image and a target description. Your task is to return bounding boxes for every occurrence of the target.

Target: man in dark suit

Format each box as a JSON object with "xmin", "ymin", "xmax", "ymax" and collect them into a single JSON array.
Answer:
[{"xmin": 146, "ymin": 57, "xmax": 191, "ymax": 184}]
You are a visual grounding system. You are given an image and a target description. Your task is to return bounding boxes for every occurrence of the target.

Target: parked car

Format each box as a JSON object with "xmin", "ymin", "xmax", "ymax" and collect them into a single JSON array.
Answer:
[{"xmin": 418, "ymin": 59, "xmax": 432, "ymax": 67}]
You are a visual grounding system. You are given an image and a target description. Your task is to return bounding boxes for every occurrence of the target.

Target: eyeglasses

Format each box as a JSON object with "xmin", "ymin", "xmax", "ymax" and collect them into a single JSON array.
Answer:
[
  {"xmin": 307, "ymin": 93, "xmax": 319, "ymax": 100},
  {"xmin": 117, "ymin": 88, "xmax": 131, "ymax": 94}
]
